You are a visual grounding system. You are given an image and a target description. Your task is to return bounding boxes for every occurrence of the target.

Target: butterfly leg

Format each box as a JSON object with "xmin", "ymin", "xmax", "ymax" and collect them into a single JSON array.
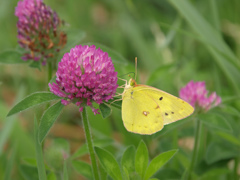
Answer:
[
  {"xmin": 118, "ymin": 77, "xmax": 128, "ymax": 83},
  {"xmin": 109, "ymin": 98, "xmax": 122, "ymax": 105}
]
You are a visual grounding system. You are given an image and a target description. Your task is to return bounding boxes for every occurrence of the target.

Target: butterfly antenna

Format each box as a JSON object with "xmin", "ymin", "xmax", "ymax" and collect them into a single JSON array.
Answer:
[{"xmin": 135, "ymin": 57, "xmax": 137, "ymax": 80}]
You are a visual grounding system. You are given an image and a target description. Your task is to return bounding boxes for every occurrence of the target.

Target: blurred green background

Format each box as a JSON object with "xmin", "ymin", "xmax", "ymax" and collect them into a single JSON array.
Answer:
[{"xmin": 0, "ymin": 0, "xmax": 240, "ymax": 179}]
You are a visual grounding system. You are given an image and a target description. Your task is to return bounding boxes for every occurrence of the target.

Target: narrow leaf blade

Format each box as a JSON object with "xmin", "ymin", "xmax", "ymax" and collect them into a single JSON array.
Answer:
[
  {"xmin": 0, "ymin": 50, "xmax": 26, "ymax": 64},
  {"xmin": 72, "ymin": 138, "xmax": 113, "ymax": 159},
  {"xmin": 72, "ymin": 160, "xmax": 93, "ymax": 179},
  {"xmin": 144, "ymin": 149, "xmax": 178, "ymax": 180},
  {"xmin": 38, "ymin": 101, "xmax": 64, "ymax": 143},
  {"xmin": 121, "ymin": 146, "xmax": 136, "ymax": 173},
  {"xmin": 7, "ymin": 92, "xmax": 61, "ymax": 117},
  {"xmin": 198, "ymin": 113, "xmax": 232, "ymax": 132},
  {"xmin": 95, "ymin": 146, "xmax": 122, "ymax": 180},
  {"xmin": 34, "ymin": 116, "xmax": 47, "ymax": 180},
  {"xmin": 135, "ymin": 140, "xmax": 149, "ymax": 178},
  {"xmin": 216, "ymin": 131, "xmax": 240, "ymax": 147}
]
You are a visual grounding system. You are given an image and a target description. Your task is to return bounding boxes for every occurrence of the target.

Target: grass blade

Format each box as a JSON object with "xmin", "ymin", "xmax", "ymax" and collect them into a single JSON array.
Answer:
[{"xmin": 34, "ymin": 116, "xmax": 47, "ymax": 180}]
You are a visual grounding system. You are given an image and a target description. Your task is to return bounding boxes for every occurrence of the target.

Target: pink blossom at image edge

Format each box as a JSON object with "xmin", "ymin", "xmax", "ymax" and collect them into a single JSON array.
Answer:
[{"xmin": 179, "ymin": 80, "xmax": 221, "ymax": 111}]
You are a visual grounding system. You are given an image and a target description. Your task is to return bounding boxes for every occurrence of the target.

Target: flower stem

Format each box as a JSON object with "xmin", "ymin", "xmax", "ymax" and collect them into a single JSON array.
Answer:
[
  {"xmin": 47, "ymin": 61, "xmax": 53, "ymax": 86},
  {"xmin": 186, "ymin": 119, "xmax": 201, "ymax": 180},
  {"xmin": 81, "ymin": 107, "xmax": 100, "ymax": 180}
]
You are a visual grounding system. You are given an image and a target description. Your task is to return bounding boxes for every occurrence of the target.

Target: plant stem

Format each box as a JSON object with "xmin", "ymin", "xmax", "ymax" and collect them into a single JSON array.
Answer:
[
  {"xmin": 81, "ymin": 107, "xmax": 100, "ymax": 180},
  {"xmin": 186, "ymin": 119, "xmax": 201, "ymax": 180},
  {"xmin": 234, "ymin": 157, "xmax": 239, "ymax": 180}
]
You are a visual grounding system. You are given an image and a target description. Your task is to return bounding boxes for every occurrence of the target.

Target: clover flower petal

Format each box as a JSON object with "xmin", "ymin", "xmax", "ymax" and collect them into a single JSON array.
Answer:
[
  {"xmin": 15, "ymin": 0, "xmax": 67, "ymax": 64},
  {"xmin": 49, "ymin": 45, "xmax": 118, "ymax": 115},
  {"xmin": 179, "ymin": 80, "xmax": 221, "ymax": 111}
]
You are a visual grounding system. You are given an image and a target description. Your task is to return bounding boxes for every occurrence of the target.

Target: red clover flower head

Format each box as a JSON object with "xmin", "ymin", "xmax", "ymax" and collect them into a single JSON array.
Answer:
[
  {"xmin": 179, "ymin": 80, "xmax": 221, "ymax": 112},
  {"xmin": 15, "ymin": 0, "xmax": 67, "ymax": 65},
  {"xmin": 49, "ymin": 45, "xmax": 118, "ymax": 115}
]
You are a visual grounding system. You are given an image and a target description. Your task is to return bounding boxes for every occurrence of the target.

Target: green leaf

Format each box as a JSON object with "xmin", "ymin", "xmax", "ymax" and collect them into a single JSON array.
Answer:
[
  {"xmin": 200, "ymin": 168, "xmax": 230, "ymax": 179},
  {"xmin": 95, "ymin": 146, "xmax": 122, "ymax": 180},
  {"xmin": 85, "ymin": 42, "xmax": 128, "ymax": 65},
  {"xmin": 135, "ymin": 140, "xmax": 149, "ymax": 178},
  {"xmin": 0, "ymin": 86, "xmax": 25, "ymax": 155},
  {"xmin": 215, "ymin": 131, "xmax": 240, "ymax": 147},
  {"xmin": 29, "ymin": 61, "xmax": 41, "ymax": 70},
  {"xmin": 121, "ymin": 145, "xmax": 136, "ymax": 173},
  {"xmin": 144, "ymin": 149, "xmax": 178, "ymax": 180},
  {"xmin": 47, "ymin": 173, "xmax": 57, "ymax": 180},
  {"xmin": 221, "ymin": 105, "xmax": 240, "ymax": 117},
  {"xmin": 7, "ymin": 92, "xmax": 61, "ymax": 117},
  {"xmin": 21, "ymin": 158, "xmax": 37, "ymax": 167},
  {"xmin": 168, "ymin": 0, "xmax": 238, "ymax": 64},
  {"xmin": 72, "ymin": 160, "xmax": 93, "ymax": 179},
  {"xmin": 49, "ymin": 75, "xmax": 57, "ymax": 84},
  {"xmin": 168, "ymin": 0, "xmax": 240, "ymax": 93},
  {"xmin": 198, "ymin": 113, "xmax": 232, "ymax": 132},
  {"xmin": 4, "ymin": 144, "xmax": 17, "ymax": 180},
  {"xmin": 0, "ymin": 50, "xmax": 26, "ymax": 64},
  {"xmin": 205, "ymin": 142, "xmax": 239, "ymax": 164},
  {"xmin": 0, "ymin": 113, "xmax": 16, "ymax": 156},
  {"xmin": 146, "ymin": 64, "xmax": 174, "ymax": 85},
  {"xmin": 19, "ymin": 164, "xmax": 39, "ymax": 180},
  {"xmin": 123, "ymin": 167, "xmax": 130, "ymax": 180},
  {"xmin": 63, "ymin": 161, "xmax": 68, "ymax": 180},
  {"xmin": 99, "ymin": 103, "xmax": 112, "ymax": 119},
  {"xmin": 34, "ymin": 116, "xmax": 47, "ymax": 180},
  {"xmin": 72, "ymin": 138, "xmax": 113, "ymax": 159},
  {"xmin": 38, "ymin": 101, "xmax": 64, "ymax": 143}
]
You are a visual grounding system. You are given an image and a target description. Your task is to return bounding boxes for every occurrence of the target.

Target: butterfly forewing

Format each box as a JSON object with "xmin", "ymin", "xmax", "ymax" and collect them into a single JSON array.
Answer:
[
  {"xmin": 122, "ymin": 86, "xmax": 164, "ymax": 135},
  {"xmin": 134, "ymin": 85, "xmax": 194, "ymax": 125}
]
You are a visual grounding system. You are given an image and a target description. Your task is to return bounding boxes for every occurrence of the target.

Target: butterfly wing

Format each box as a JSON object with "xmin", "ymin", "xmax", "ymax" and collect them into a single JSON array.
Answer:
[
  {"xmin": 122, "ymin": 86, "xmax": 164, "ymax": 135},
  {"xmin": 133, "ymin": 85, "xmax": 194, "ymax": 125}
]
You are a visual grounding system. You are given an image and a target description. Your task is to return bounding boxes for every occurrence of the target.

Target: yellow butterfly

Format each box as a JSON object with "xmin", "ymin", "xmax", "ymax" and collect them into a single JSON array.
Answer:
[{"xmin": 121, "ymin": 63, "xmax": 194, "ymax": 135}]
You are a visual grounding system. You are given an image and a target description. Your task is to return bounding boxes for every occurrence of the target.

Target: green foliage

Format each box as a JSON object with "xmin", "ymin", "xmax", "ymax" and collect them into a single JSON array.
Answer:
[
  {"xmin": 135, "ymin": 140, "xmax": 149, "ymax": 178},
  {"xmin": 1, "ymin": 0, "xmax": 240, "ymax": 179},
  {"xmin": 38, "ymin": 101, "xmax": 64, "ymax": 143},
  {"xmin": 144, "ymin": 149, "xmax": 178, "ymax": 180},
  {"xmin": 95, "ymin": 146, "xmax": 122, "ymax": 180},
  {"xmin": 72, "ymin": 160, "xmax": 93, "ymax": 179},
  {"xmin": 99, "ymin": 103, "xmax": 112, "ymax": 119},
  {"xmin": 198, "ymin": 113, "xmax": 232, "ymax": 132},
  {"xmin": 63, "ymin": 161, "xmax": 69, "ymax": 180},
  {"xmin": 7, "ymin": 92, "xmax": 61, "ymax": 117},
  {"xmin": 72, "ymin": 138, "xmax": 113, "ymax": 159},
  {"xmin": 0, "ymin": 50, "xmax": 27, "ymax": 64},
  {"xmin": 34, "ymin": 116, "xmax": 47, "ymax": 180}
]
